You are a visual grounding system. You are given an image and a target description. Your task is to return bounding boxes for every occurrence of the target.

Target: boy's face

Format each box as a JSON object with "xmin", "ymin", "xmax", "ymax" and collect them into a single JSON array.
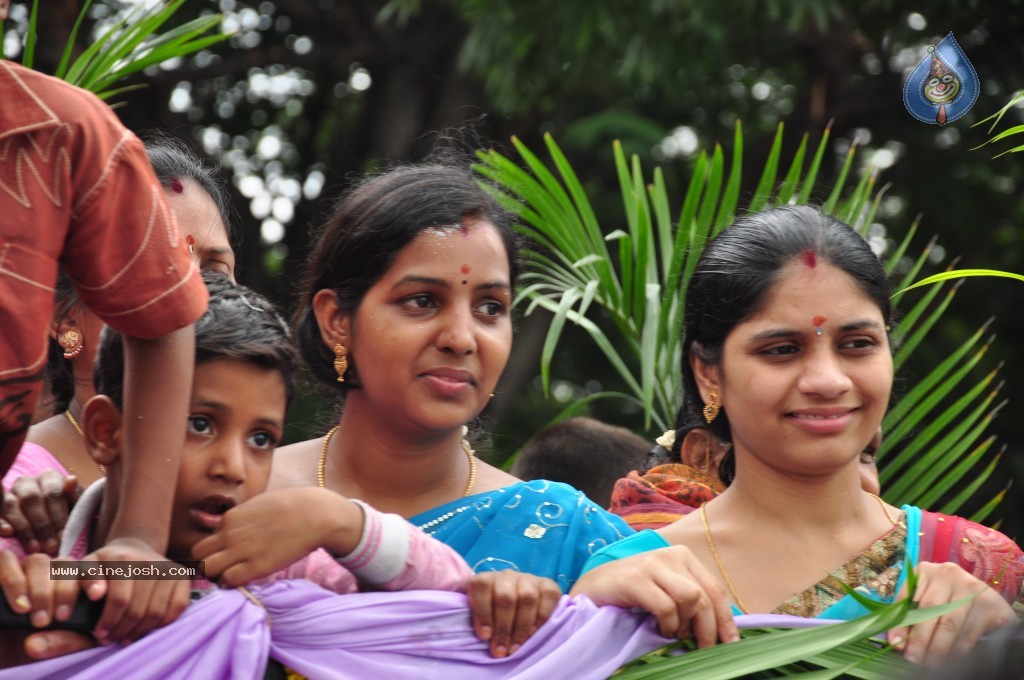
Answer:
[{"xmin": 167, "ymin": 357, "xmax": 287, "ymax": 562}]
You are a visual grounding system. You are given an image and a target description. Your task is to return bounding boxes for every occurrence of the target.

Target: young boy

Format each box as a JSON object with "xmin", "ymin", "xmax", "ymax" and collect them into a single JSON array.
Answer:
[{"xmin": 1, "ymin": 274, "xmax": 558, "ymax": 664}]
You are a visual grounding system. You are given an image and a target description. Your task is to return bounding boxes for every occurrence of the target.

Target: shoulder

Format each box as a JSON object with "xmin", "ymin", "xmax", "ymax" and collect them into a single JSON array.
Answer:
[
  {"xmin": 919, "ymin": 507, "xmax": 1024, "ymax": 601},
  {"xmin": 473, "ymin": 459, "xmax": 520, "ymax": 491},
  {"xmin": 654, "ymin": 511, "xmax": 705, "ymax": 550},
  {"xmin": 922, "ymin": 508, "xmax": 1023, "ymax": 557},
  {"xmin": 509, "ymin": 480, "xmax": 633, "ymax": 532},
  {"xmin": 0, "ymin": 60, "xmax": 128, "ymax": 150},
  {"xmin": 268, "ymin": 438, "xmax": 320, "ymax": 490}
]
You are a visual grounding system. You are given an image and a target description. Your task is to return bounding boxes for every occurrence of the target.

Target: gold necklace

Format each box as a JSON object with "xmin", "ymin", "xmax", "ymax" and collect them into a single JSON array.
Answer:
[
  {"xmin": 870, "ymin": 492, "xmax": 898, "ymax": 526},
  {"xmin": 700, "ymin": 492, "xmax": 899, "ymax": 615},
  {"xmin": 317, "ymin": 426, "xmax": 477, "ymax": 497},
  {"xmin": 64, "ymin": 409, "xmax": 105, "ymax": 474},
  {"xmin": 700, "ymin": 502, "xmax": 749, "ymax": 614}
]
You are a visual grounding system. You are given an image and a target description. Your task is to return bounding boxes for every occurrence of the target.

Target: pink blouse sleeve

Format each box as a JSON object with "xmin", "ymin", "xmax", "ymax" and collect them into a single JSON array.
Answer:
[
  {"xmin": 921, "ymin": 510, "xmax": 1024, "ymax": 610},
  {"xmin": 1, "ymin": 442, "xmax": 69, "ymax": 491}
]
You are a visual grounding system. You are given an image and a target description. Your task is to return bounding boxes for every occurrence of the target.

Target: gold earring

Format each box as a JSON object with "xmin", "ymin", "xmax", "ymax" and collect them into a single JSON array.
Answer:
[
  {"xmin": 333, "ymin": 344, "xmax": 348, "ymax": 383},
  {"xmin": 702, "ymin": 390, "xmax": 720, "ymax": 424},
  {"xmin": 60, "ymin": 330, "xmax": 83, "ymax": 359}
]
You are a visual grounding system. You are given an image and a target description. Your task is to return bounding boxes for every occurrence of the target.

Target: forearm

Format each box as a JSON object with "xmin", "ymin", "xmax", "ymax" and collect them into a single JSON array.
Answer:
[
  {"xmin": 108, "ymin": 326, "xmax": 195, "ymax": 551},
  {"xmin": 334, "ymin": 500, "xmax": 472, "ymax": 592}
]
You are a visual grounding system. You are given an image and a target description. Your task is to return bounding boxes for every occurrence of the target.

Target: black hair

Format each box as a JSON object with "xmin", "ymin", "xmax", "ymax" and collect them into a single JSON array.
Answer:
[
  {"xmin": 44, "ymin": 272, "xmax": 82, "ymax": 414},
  {"xmin": 510, "ymin": 417, "xmax": 649, "ymax": 507},
  {"xmin": 95, "ymin": 272, "xmax": 297, "ymax": 409},
  {"xmin": 145, "ymin": 135, "xmax": 234, "ymax": 241},
  {"xmin": 677, "ymin": 205, "xmax": 893, "ymax": 485},
  {"xmin": 294, "ymin": 162, "xmax": 522, "ymax": 393}
]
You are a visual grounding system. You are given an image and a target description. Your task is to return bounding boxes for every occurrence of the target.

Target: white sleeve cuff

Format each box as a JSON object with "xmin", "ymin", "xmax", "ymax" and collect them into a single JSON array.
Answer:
[{"xmin": 335, "ymin": 499, "xmax": 410, "ymax": 585}]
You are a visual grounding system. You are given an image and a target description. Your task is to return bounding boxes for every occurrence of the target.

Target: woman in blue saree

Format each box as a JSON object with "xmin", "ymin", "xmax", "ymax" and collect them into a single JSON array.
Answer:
[
  {"xmin": 579, "ymin": 206, "xmax": 1022, "ymax": 664},
  {"xmin": 270, "ymin": 162, "xmax": 632, "ymax": 595}
]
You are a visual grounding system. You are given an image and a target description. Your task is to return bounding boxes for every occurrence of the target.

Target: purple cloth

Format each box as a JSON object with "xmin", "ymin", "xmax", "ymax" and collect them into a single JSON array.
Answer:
[{"xmin": 0, "ymin": 580, "xmax": 833, "ymax": 679}]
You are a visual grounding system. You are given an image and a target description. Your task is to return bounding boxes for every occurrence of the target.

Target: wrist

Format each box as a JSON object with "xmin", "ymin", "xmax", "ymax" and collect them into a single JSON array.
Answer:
[{"xmin": 319, "ymin": 491, "xmax": 364, "ymax": 557}]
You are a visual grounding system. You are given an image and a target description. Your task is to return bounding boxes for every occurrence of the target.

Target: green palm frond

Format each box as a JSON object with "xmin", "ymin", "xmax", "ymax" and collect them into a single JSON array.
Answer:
[
  {"xmin": 18, "ymin": 0, "xmax": 227, "ymax": 101},
  {"xmin": 477, "ymin": 121, "xmax": 1007, "ymax": 522},
  {"xmin": 895, "ymin": 269, "xmax": 1024, "ymax": 295},
  {"xmin": 972, "ymin": 90, "xmax": 1024, "ymax": 157},
  {"xmin": 616, "ymin": 581, "xmax": 973, "ymax": 679}
]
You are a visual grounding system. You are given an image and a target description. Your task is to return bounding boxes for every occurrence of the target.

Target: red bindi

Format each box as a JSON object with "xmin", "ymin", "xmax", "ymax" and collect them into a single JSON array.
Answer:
[
  {"xmin": 802, "ymin": 249, "xmax": 817, "ymax": 268},
  {"xmin": 460, "ymin": 264, "xmax": 470, "ymax": 275},
  {"xmin": 813, "ymin": 315, "xmax": 827, "ymax": 327},
  {"xmin": 170, "ymin": 177, "xmax": 184, "ymax": 194}
]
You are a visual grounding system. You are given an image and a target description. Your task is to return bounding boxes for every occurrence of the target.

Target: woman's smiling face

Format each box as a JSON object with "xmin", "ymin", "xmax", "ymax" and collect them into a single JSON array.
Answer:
[
  {"xmin": 694, "ymin": 259, "xmax": 893, "ymax": 479},
  {"xmin": 323, "ymin": 218, "xmax": 512, "ymax": 435}
]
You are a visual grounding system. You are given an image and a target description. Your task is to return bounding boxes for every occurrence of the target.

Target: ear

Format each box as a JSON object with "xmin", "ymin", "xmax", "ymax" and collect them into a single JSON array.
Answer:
[
  {"xmin": 688, "ymin": 341, "xmax": 722, "ymax": 404},
  {"xmin": 679, "ymin": 428, "xmax": 714, "ymax": 469},
  {"xmin": 49, "ymin": 310, "xmax": 80, "ymax": 341},
  {"xmin": 312, "ymin": 289, "xmax": 351, "ymax": 348},
  {"xmin": 82, "ymin": 395, "xmax": 123, "ymax": 467}
]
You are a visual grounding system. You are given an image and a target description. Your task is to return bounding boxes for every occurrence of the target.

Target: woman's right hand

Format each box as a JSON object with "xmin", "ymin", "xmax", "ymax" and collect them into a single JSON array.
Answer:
[
  {"xmin": 0, "ymin": 471, "xmax": 81, "ymax": 556},
  {"xmin": 568, "ymin": 545, "xmax": 739, "ymax": 647}
]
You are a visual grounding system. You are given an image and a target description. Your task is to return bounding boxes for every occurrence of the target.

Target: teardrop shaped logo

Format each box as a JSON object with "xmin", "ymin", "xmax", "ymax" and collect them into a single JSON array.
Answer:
[{"xmin": 903, "ymin": 32, "xmax": 980, "ymax": 125}]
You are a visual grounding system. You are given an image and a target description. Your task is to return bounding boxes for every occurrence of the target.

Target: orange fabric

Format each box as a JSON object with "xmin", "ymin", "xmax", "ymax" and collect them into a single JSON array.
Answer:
[
  {"xmin": 609, "ymin": 463, "xmax": 725, "ymax": 530},
  {"xmin": 0, "ymin": 60, "xmax": 207, "ymax": 473}
]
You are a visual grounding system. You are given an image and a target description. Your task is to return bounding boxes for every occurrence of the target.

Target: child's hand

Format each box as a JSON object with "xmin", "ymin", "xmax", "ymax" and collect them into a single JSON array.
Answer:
[
  {"xmin": 79, "ymin": 538, "xmax": 191, "ymax": 644},
  {"xmin": 0, "ymin": 471, "xmax": 81, "ymax": 555},
  {"xmin": 0, "ymin": 550, "xmax": 96, "ymax": 666},
  {"xmin": 0, "ymin": 551, "xmax": 80, "ymax": 629},
  {"xmin": 569, "ymin": 545, "xmax": 738, "ymax": 647},
  {"xmin": 193, "ymin": 487, "xmax": 363, "ymax": 587},
  {"xmin": 0, "ymin": 629, "xmax": 95, "ymax": 668},
  {"xmin": 467, "ymin": 570, "xmax": 562, "ymax": 658}
]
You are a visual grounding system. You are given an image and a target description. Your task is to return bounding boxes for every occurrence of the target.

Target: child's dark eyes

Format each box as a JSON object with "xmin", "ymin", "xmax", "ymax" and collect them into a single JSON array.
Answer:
[
  {"xmin": 248, "ymin": 431, "xmax": 277, "ymax": 451},
  {"xmin": 188, "ymin": 415, "xmax": 213, "ymax": 435}
]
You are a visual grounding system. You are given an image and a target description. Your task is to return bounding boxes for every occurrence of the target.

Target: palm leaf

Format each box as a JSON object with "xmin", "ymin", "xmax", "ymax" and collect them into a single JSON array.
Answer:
[
  {"xmin": 895, "ymin": 269, "xmax": 1024, "ymax": 296},
  {"xmin": 480, "ymin": 120, "xmax": 1007, "ymax": 526},
  {"xmin": 617, "ymin": 592, "xmax": 969, "ymax": 679},
  {"xmin": 22, "ymin": 0, "xmax": 227, "ymax": 102}
]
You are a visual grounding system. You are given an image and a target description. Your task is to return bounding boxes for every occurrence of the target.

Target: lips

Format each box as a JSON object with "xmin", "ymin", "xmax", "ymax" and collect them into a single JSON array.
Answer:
[
  {"xmin": 420, "ymin": 367, "xmax": 476, "ymax": 398},
  {"xmin": 188, "ymin": 495, "xmax": 236, "ymax": 531},
  {"xmin": 786, "ymin": 407, "xmax": 857, "ymax": 435}
]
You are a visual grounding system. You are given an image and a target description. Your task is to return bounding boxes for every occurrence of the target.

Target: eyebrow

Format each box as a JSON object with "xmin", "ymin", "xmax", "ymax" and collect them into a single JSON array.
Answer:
[
  {"xmin": 190, "ymin": 400, "xmax": 284, "ymax": 428},
  {"xmin": 392, "ymin": 275, "xmax": 511, "ymax": 293},
  {"xmin": 747, "ymin": 320, "xmax": 885, "ymax": 342}
]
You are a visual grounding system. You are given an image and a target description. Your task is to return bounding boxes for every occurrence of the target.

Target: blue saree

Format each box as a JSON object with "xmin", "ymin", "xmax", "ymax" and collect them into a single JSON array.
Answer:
[{"xmin": 410, "ymin": 480, "xmax": 634, "ymax": 592}]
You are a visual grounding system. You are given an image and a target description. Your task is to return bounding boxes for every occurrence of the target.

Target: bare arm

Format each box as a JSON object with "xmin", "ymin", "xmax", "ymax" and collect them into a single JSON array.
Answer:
[{"xmin": 109, "ymin": 326, "xmax": 195, "ymax": 550}]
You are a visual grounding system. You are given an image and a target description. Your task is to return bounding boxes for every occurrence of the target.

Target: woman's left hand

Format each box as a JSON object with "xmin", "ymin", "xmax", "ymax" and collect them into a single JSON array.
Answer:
[
  {"xmin": 467, "ymin": 570, "xmax": 563, "ymax": 658},
  {"xmin": 887, "ymin": 561, "xmax": 1016, "ymax": 665}
]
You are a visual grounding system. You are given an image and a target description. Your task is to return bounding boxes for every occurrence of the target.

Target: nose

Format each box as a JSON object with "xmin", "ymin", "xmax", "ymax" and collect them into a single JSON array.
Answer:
[
  {"xmin": 208, "ymin": 439, "xmax": 246, "ymax": 485},
  {"xmin": 435, "ymin": 306, "xmax": 476, "ymax": 356},
  {"xmin": 797, "ymin": 347, "xmax": 852, "ymax": 398}
]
